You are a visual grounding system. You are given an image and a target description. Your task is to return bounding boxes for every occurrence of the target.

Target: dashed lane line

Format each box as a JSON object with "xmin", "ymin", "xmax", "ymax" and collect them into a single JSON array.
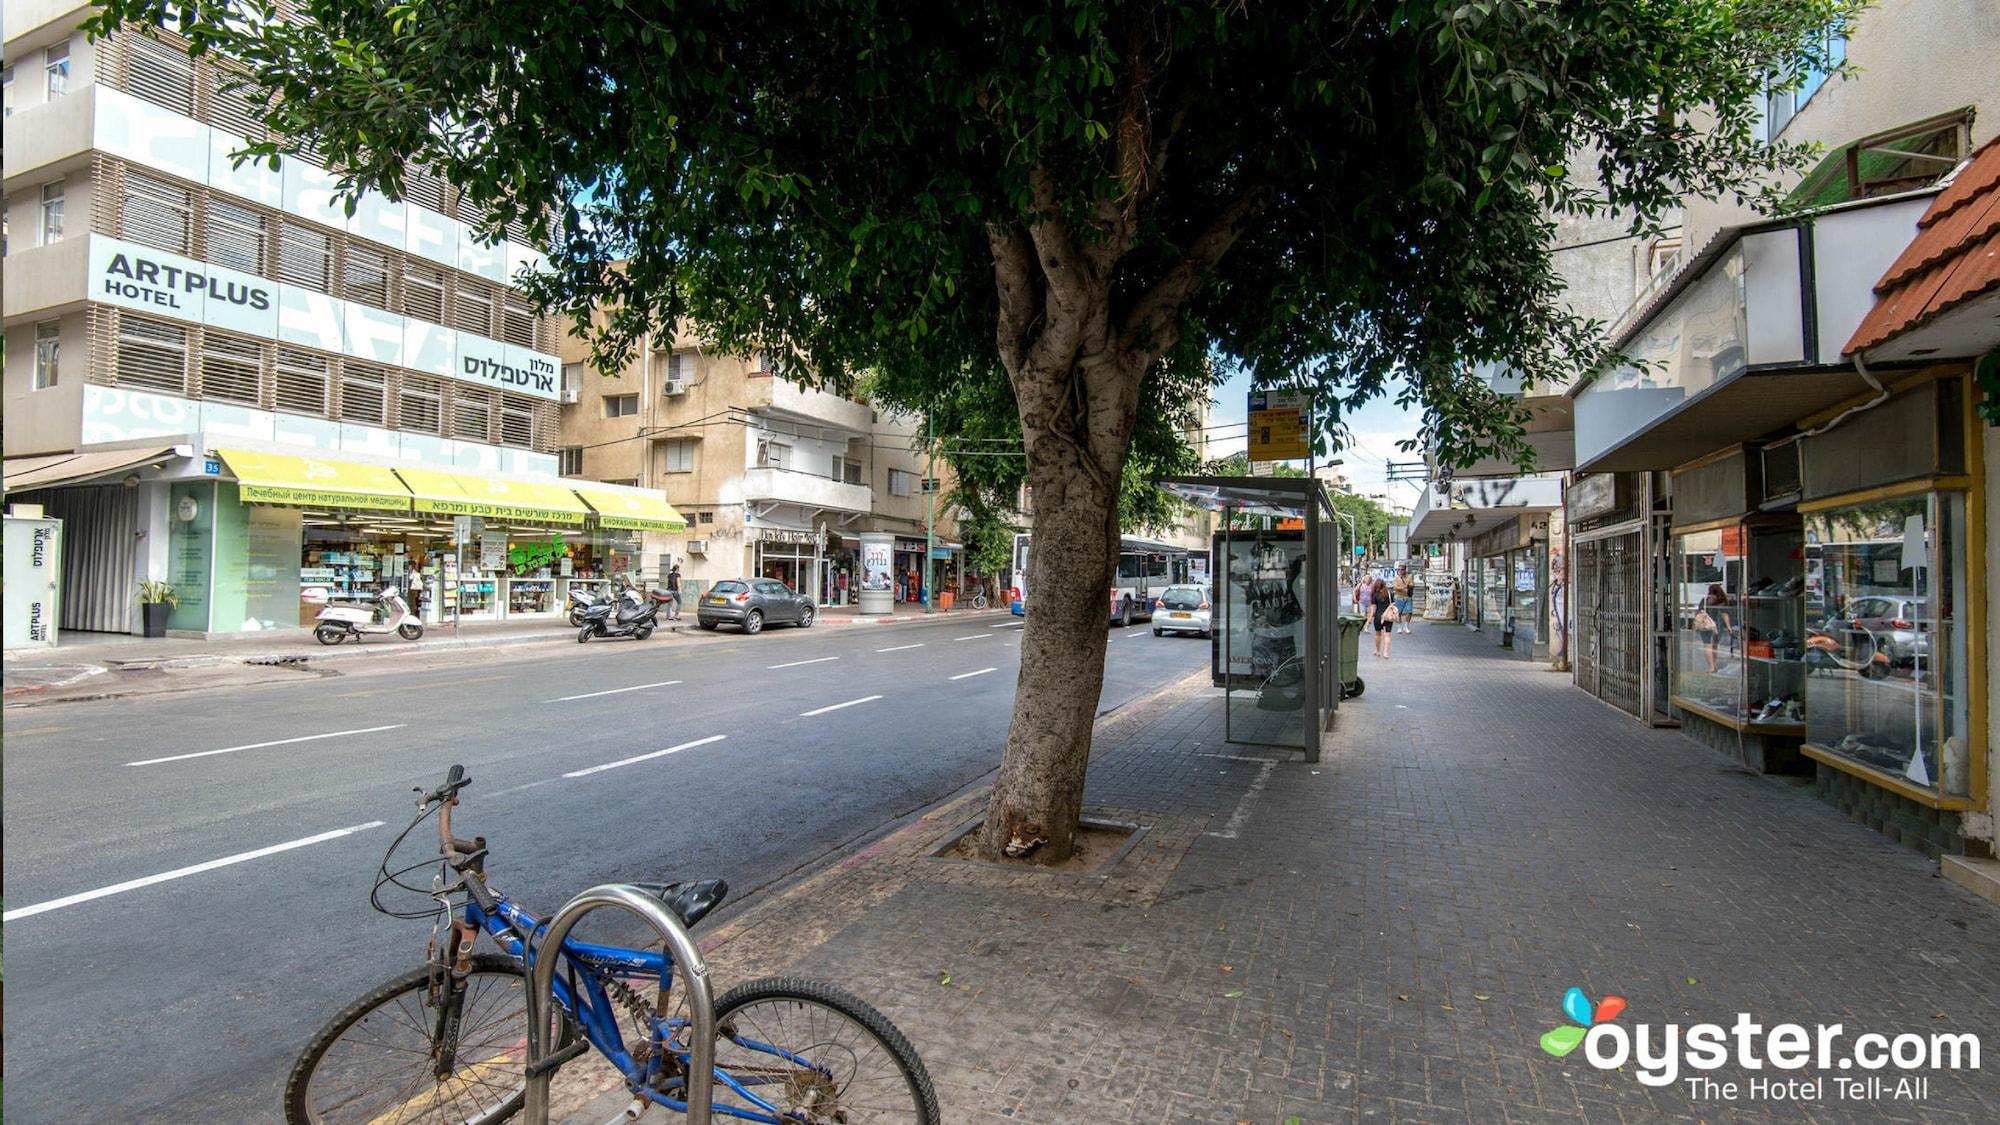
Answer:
[
  {"xmin": 948, "ymin": 668, "xmax": 998, "ymax": 681},
  {"xmin": 800, "ymin": 695, "xmax": 883, "ymax": 717},
  {"xmin": 4, "ymin": 821, "xmax": 386, "ymax": 921},
  {"xmin": 875, "ymin": 643, "xmax": 925, "ymax": 653},
  {"xmin": 550, "ymin": 681, "xmax": 682, "ymax": 702},
  {"xmin": 125, "ymin": 724, "xmax": 406, "ymax": 767},
  {"xmin": 954, "ymin": 634, "xmax": 991, "ymax": 641},
  {"xmin": 768, "ymin": 656, "xmax": 840, "ymax": 669},
  {"xmin": 563, "ymin": 734, "xmax": 728, "ymax": 778}
]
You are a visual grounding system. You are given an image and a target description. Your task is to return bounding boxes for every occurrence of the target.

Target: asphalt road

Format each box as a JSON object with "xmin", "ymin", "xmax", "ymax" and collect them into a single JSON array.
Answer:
[{"xmin": 1, "ymin": 611, "xmax": 1208, "ymax": 1122}]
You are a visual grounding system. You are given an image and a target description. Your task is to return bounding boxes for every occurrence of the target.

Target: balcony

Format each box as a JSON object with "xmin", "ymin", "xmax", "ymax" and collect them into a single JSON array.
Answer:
[
  {"xmin": 739, "ymin": 466, "xmax": 872, "ymax": 514},
  {"xmin": 759, "ymin": 377, "xmax": 874, "ymax": 433}
]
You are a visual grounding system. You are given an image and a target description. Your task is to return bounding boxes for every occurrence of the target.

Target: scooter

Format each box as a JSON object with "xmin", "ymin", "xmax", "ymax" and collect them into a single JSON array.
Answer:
[
  {"xmin": 566, "ymin": 581, "xmax": 645, "ymax": 626},
  {"xmin": 316, "ymin": 586, "xmax": 424, "ymax": 645},
  {"xmin": 1805, "ymin": 619, "xmax": 1891, "ymax": 679},
  {"xmin": 576, "ymin": 587, "xmax": 672, "ymax": 642}
]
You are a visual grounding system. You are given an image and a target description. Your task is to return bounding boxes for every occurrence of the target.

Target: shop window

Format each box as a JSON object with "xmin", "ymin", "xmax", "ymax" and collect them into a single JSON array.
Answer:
[
  {"xmin": 278, "ymin": 223, "xmax": 333, "ymax": 292},
  {"xmin": 342, "ymin": 244, "xmax": 390, "ymax": 308},
  {"xmin": 341, "ymin": 362, "xmax": 389, "ymax": 425},
  {"xmin": 39, "ymin": 181, "xmax": 64, "ymax": 244},
  {"xmin": 115, "ymin": 315, "xmax": 188, "ymax": 393},
  {"xmin": 1803, "ymin": 493, "xmax": 1969, "ymax": 797},
  {"xmin": 452, "ymin": 390, "xmax": 494, "ymax": 441},
  {"xmin": 888, "ymin": 468, "xmax": 914, "ymax": 497},
  {"xmin": 404, "ymin": 264, "xmax": 446, "ymax": 323},
  {"xmin": 45, "ymin": 41, "xmax": 70, "ymax": 99},
  {"xmin": 206, "ymin": 198, "xmax": 267, "ymax": 274},
  {"xmin": 1672, "ymin": 524, "xmax": 1809, "ymax": 729},
  {"xmin": 661, "ymin": 439, "xmax": 695, "ymax": 473},
  {"xmin": 400, "ymin": 372, "xmax": 443, "ymax": 433},
  {"xmin": 125, "ymin": 35, "xmax": 196, "ymax": 115},
  {"xmin": 33, "ymin": 321, "xmax": 60, "ymax": 390},
  {"xmin": 454, "ymin": 285, "xmax": 493, "ymax": 335},
  {"xmin": 122, "ymin": 173, "xmax": 193, "ymax": 255},
  {"xmin": 273, "ymin": 348, "xmax": 330, "ymax": 415},
  {"xmin": 604, "ymin": 394, "xmax": 639, "ymax": 418},
  {"xmin": 199, "ymin": 331, "xmax": 264, "ymax": 405},
  {"xmin": 501, "ymin": 296, "xmax": 535, "ymax": 346},
  {"xmin": 560, "ymin": 446, "xmax": 585, "ymax": 476}
]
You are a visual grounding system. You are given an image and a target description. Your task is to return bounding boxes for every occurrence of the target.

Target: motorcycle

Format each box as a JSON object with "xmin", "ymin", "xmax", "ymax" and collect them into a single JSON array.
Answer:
[
  {"xmin": 316, "ymin": 587, "xmax": 424, "ymax": 645},
  {"xmin": 567, "ymin": 581, "xmax": 646, "ymax": 626},
  {"xmin": 576, "ymin": 587, "xmax": 672, "ymax": 642}
]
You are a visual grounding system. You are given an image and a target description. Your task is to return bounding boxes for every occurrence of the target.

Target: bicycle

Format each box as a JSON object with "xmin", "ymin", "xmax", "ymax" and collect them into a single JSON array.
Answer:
[{"xmin": 285, "ymin": 765, "xmax": 939, "ymax": 1124}]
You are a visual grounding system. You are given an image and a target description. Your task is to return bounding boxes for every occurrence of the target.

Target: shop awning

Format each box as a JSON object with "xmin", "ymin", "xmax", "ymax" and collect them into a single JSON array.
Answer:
[
  {"xmin": 393, "ymin": 467, "xmax": 589, "ymax": 524},
  {"xmin": 573, "ymin": 486, "xmax": 687, "ymax": 531},
  {"xmin": 216, "ymin": 448, "xmax": 413, "ymax": 512},
  {"xmin": 4, "ymin": 446, "xmax": 180, "ymax": 493}
]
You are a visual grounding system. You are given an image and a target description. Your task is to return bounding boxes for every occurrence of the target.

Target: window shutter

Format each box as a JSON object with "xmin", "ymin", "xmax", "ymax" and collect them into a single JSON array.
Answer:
[
  {"xmin": 273, "ymin": 348, "xmax": 330, "ymax": 414},
  {"xmin": 115, "ymin": 316, "xmax": 188, "ymax": 393},
  {"xmin": 199, "ymin": 331, "xmax": 264, "ymax": 405},
  {"xmin": 121, "ymin": 173, "xmax": 192, "ymax": 255}
]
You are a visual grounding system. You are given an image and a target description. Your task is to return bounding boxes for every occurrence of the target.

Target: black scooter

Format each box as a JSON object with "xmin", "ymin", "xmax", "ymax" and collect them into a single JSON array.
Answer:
[
  {"xmin": 576, "ymin": 588, "xmax": 672, "ymax": 642},
  {"xmin": 567, "ymin": 583, "xmax": 643, "ymax": 626}
]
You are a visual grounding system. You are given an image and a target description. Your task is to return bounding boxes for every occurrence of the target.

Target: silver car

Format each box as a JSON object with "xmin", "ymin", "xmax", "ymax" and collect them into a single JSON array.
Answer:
[
  {"xmin": 697, "ymin": 578, "xmax": 816, "ymax": 634},
  {"xmin": 1151, "ymin": 584, "xmax": 1212, "ymax": 638}
]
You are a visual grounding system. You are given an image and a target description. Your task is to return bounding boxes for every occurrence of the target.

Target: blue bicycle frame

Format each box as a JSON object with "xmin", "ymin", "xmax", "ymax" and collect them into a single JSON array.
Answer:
[{"xmin": 463, "ymin": 893, "xmax": 823, "ymax": 1123}]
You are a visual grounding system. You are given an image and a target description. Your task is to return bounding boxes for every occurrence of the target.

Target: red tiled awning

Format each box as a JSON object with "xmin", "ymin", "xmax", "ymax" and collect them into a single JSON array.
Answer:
[{"xmin": 1844, "ymin": 135, "xmax": 2000, "ymax": 355}]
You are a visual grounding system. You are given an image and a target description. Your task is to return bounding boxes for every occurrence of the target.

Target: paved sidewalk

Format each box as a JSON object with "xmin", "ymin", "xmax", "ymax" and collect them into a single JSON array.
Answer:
[{"xmin": 578, "ymin": 622, "xmax": 2000, "ymax": 1123}]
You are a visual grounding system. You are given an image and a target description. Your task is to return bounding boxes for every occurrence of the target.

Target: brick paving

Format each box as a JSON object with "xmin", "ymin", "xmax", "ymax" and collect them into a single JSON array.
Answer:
[{"xmin": 571, "ymin": 623, "xmax": 2000, "ymax": 1123}]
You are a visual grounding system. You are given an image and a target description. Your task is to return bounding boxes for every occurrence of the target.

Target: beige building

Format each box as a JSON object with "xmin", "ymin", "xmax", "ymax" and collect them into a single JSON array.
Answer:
[{"xmin": 557, "ymin": 326, "xmax": 960, "ymax": 607}]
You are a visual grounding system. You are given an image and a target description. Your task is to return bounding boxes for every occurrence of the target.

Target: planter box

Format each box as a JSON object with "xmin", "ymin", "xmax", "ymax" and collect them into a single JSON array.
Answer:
[{"xmin": 141, "ymin": 603, "xmax": 171, "ymax": 638}]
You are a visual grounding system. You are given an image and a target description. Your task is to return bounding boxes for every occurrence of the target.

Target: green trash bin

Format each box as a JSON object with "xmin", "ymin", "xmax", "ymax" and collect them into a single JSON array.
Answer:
[{"xmin": 1337, "ymin": 614, "xmax": 1366, "ymax": 699}]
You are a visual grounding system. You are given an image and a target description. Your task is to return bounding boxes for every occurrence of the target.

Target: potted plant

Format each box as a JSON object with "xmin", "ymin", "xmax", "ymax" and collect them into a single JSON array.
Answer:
[{"xmin": 138, "ymin": 579, "xmax": 177, "ymax": 638}]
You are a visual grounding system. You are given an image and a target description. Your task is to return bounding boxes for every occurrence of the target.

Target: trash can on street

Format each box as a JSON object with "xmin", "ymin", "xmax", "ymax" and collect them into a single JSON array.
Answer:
[{"xmin": 1338, "ymin": 614, "xmax": 1366, "ymax": 699}]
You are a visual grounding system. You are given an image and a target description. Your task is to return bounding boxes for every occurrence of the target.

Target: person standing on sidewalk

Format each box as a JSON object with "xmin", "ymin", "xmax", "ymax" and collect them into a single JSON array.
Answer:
[
  {"xmin": 1352, "ymin": 574, "xmax": 1371, "ymax": 615},
  {"xmin": 1371, "ymin": 577, "xmax": 1395, "ymax": 658},
  {"xmin": 1392, "ymin": 565, "xmax": 1414, "ymax": 634},
  {"xmin": 665, "ymin": 564, "xmax": 683, "ymax": 620}
]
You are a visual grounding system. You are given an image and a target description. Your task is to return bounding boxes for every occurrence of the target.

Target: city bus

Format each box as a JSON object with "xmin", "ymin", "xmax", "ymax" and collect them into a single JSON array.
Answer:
[{"xmin": 1009, "ymin": 532, "xmax": 1192, "ymax": 626}]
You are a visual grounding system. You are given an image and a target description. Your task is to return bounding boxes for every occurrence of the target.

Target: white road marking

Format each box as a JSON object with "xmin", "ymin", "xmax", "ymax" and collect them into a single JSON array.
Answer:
[
  {"xmin": 3, "ymin": 821, "xmax": 386, "ymax": 921},
  {"xmin": 1207, "ymin": 760, "xmax": 1277, "ymax": 839},
  {"xmin": 1125, "ymin": 629, "xmax": 1146, "ymax": 637},
  {"xmin": 800, "ymin": 695, "xmax": 883, "ymax": 717},
  {"xmin": 989, "ymin": 621, "xmax": 1022, "ymax": 628},
  {"xmin": 949, "ymin": 667, "xmax": 998, "ymax": 681},
  {"xmin": 875, "ymin": 643, "xmax": 925, "ymax": 653},
  {"xmin": 768, "ymin": 656, "xmax": 840, "ymax": 669},
  {"xmin": 550, "ymin": 680, "xmax": 682, "ymax": 702},
  {"xmin": 954, "ymin": 634, "xmax": 990, "ymax": 641},
  {"xmin": 125, "ymin": 724, "xmax": 406, "ymax": 767},
  {"xmin": 563, "ymin": 734, "xmax": 728, "ymax": 778}
]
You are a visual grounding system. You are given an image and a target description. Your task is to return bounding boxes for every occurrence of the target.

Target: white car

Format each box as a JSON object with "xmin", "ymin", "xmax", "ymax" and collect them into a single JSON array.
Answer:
[{"xmin": 1151, "ymin": 584, "xmax": 1212, "ymax": 637}]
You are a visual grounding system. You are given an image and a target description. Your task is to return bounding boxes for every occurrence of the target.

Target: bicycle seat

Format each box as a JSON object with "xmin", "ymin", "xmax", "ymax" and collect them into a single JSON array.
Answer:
[{"xmin": 633, "ymin": 878, "xmax": 729, "ymax": 929}]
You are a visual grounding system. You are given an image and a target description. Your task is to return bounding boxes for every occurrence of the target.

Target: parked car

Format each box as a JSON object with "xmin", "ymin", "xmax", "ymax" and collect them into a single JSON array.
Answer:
[
  {"xmin": 1151, "ymin": 584, "xmax": 1212, "ymax": 638},
  {"xmin": 1833, "ymin": 596, "xmax": 1929, "ymax": 666},
  {"xmin": 697, "ymin": 578, "xmax": 816, "ymax": 634}
]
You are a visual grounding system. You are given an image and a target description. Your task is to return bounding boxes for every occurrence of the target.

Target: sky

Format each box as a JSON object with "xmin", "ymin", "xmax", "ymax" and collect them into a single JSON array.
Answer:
[{"xmin": 1203, "ymin": 362, "xmax": 1429, "ymax": 514}]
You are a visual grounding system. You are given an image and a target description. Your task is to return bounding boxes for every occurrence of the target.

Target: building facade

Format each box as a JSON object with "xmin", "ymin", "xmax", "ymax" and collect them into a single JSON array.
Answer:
[
  {"xmin": 3, "ymin": 10, "xmax": 680, "ymax": 638},
  {"xmin": 555, "ymin": 325, "xmax": 961, "ymax": 609}
]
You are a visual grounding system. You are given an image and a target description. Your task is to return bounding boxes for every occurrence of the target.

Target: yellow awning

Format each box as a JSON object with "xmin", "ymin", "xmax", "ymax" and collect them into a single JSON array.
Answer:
[
  {"xmin": 574, "ymin": 487, "xmax": 688, "ymax": 531},
  {"xmin": 393, "ymin": 467, "xmax": 589, "ymax": 525},
  {"xmin": 216, "ymin": 448, "xmax": 412, "ymax": 512}
]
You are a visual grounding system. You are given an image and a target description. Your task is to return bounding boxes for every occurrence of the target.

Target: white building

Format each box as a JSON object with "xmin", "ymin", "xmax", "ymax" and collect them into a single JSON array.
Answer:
[{"xmin": 3, "ymin": 8, "xmax": 680, "ymax": 637}]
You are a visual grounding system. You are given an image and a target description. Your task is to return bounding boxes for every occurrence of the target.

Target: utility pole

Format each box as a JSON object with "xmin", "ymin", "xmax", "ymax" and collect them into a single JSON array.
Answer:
[{"xmin": 924, "ymin": 409, "xmax": 935, "ymax": 615}]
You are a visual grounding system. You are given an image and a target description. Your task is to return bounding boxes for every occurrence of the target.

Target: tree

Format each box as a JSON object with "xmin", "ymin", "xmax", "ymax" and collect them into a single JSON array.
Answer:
[{"xmin": 97, "ymin": 0, "xmax": 1854, "ymax": 862}]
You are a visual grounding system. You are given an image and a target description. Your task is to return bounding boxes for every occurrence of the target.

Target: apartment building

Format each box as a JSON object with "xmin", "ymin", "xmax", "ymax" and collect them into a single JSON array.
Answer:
[
  {"xmin": 557, "ymin": 327, "xmax": 960, "ymax": 608},
  {"xmin": 3, "ymin": 8, "xmax": 681, "ymax": 638}
]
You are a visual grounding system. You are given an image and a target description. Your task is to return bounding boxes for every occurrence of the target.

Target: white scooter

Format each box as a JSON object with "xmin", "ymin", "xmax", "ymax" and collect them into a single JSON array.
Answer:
[{"xmin": 315, "ymin": 586, "xmax": 425, "ymax": 645}]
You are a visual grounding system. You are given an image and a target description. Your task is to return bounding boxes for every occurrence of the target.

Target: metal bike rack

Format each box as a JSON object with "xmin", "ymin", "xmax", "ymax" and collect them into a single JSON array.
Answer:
[{"xmin": 523, "ymin": 883, "xmax": 716, "ymax": 1125}]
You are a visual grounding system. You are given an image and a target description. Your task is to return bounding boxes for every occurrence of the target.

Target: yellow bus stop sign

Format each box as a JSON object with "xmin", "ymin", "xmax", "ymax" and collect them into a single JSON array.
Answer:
[{"xmin": 1247, "ymin": 390, "xmax": 1311, "ymax": 462}]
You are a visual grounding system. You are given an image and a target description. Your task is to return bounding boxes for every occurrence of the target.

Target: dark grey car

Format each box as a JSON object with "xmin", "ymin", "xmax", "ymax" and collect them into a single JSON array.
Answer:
[{"xmin": 696, "ymin": 578, "xmax": 816, "ymax": 634}]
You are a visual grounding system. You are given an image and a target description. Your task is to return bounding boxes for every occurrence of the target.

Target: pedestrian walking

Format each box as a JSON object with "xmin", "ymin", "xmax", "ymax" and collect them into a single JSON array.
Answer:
[
  {"xmin": 1371, "ymin": 577, "xmax": 1396, "ymax": 659},
  {"xmin": 1392, "ymin": 565, "xmax": 1414, "ymax": 634},
  {"xmin": 665, "ymin": 564, "xmax": 683, "ymax": 620},
  {"xmin": 405, "ymin": 563, "xmax": 425, "ymax": 620},
  {"xmin": 1351, "ymin": 574, "xmax": 1371, "ymax": 615}
]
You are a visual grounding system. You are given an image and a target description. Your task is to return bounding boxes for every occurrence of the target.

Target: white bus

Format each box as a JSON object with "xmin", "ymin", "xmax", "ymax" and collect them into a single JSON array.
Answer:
[{"xmin": 1009, "ymin": 532, "xmax": 1190, "ymax": 626}]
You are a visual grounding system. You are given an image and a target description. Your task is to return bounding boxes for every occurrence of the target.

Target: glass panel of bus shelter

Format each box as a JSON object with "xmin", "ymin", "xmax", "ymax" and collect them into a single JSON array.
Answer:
[{"xmin": 1221, "ymin": 522, "xmax": 1309, "ymax": 750}]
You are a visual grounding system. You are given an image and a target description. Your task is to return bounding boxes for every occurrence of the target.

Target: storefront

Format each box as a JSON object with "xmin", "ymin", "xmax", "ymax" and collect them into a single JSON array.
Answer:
[{"xmin": 752, "ymin": 528, "xmax": 821, "ymax": 601}]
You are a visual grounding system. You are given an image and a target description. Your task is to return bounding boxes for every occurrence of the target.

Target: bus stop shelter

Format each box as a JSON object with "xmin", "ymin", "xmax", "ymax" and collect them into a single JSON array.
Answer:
[{"xmin": 1156, "ymin": 475, "xmax": 1343, "ymax": 762}]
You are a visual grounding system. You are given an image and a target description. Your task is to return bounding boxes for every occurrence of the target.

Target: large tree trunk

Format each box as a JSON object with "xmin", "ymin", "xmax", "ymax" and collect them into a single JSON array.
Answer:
[{"xmin": 979, "ymin": 422, "xmax": 1125, "ymax": 863}]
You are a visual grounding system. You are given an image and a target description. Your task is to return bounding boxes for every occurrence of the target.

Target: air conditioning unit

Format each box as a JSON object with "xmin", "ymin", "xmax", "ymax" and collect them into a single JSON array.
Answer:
[
  {"xmin": 662, "ymin": 377, "xmax": 688, "ymax": 396},
  {"xmin": 560, "ymin": 386, "xmax": 580, "ymax": 404},
  {"xmin": 685, "ymin": 539, "xmax": 708, "ymax": 555}
]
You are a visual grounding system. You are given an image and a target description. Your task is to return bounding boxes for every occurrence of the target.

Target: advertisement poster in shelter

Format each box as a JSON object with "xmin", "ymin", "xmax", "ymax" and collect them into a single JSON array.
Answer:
[{"xmin": 1214, "ymin": 530, "xmax": 1306, "ymax": 688}]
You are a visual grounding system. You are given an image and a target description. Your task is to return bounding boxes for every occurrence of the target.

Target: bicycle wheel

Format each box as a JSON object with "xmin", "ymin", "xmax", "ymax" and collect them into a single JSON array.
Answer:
[
  {"xmin": 711, "ymin": 977, "xmax": 939, "ymax": 1124},
  {"xmin": 284, "ymin": 953, "xmax": 532, "ymax": 1125}
]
